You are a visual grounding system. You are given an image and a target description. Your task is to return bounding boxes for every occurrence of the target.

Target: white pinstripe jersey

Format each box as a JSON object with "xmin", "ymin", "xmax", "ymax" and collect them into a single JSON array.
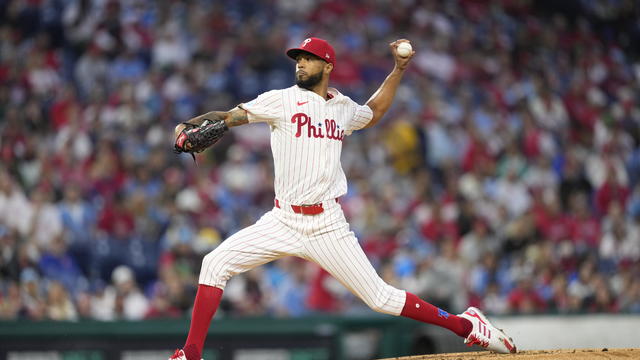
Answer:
[{"xmin": 240, "ymin": 85, "xmax": 373, "ymax": 205}]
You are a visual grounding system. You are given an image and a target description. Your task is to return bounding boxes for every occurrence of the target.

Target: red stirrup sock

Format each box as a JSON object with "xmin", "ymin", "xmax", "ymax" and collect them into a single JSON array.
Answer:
[
  {"xmin": 400, "ymin": 292, "xmax": 472, "ymax": 338},
  {"xmin": 183, "ymin": 285, "xmax": 224, "ymax": 360}
]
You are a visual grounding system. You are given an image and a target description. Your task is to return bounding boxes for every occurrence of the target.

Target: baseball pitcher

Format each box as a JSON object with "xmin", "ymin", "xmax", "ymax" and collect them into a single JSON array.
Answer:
[{"xmin": 170, "ymin": 37, "xmax": 516, "ymax": 360}]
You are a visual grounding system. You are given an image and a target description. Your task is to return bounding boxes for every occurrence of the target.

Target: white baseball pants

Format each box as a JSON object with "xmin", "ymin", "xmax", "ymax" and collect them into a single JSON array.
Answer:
[{"xmin": 199, "ymin": 199, "xmax": 407, "ymax": 315}]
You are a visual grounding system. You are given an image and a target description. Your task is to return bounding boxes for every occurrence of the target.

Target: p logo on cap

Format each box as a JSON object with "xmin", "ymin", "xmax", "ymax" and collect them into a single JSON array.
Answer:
[{"xmin": 286, "ymin": 37, "xmax": 336, "ymax": 67}]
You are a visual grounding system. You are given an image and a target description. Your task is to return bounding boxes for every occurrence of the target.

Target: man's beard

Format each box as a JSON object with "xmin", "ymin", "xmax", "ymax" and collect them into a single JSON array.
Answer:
[{"xmin": 296, "ymin": 71, "xmax": 323, "ymax": 90}]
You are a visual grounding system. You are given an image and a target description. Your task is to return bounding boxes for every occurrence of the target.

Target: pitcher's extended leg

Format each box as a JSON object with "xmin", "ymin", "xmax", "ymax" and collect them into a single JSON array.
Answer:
[{"xmin": 304, "ymin": 210, "xmax": 471, "ymax": 337}]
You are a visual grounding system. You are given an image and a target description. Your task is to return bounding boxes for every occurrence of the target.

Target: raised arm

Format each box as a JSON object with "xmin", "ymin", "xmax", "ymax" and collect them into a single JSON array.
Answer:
[{"xmin": 364, "ymin": 39, "xmax": 415, "ymax": 129}]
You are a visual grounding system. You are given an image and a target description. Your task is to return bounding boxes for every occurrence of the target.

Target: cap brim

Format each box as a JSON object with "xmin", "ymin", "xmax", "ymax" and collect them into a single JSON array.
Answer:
[
  {"xmin": 286, "ymin": 48, "xmax": 303, "ymax": 60},
  {"xmin": 286, "ymin": 48, "xmax": 326, "ymax": 62}
]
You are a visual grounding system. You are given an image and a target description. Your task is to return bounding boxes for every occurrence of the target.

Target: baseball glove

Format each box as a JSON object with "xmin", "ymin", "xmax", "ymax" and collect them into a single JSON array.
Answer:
[{"xmin": 173, "ymin": 119, "xmax": 228, "ymax": 160}]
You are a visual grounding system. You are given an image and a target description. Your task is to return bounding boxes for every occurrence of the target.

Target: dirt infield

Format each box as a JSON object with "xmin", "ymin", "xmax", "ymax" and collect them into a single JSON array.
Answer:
[{"xmin": 381, "ymin": 348, "xmax": 640, "ymax": 360}]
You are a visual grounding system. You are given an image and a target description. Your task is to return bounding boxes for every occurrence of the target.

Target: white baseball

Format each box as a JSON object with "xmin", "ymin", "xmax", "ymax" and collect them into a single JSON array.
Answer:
[{"xmin": 397, "ymin": 42, "xmax": 412, "ymax": 57}]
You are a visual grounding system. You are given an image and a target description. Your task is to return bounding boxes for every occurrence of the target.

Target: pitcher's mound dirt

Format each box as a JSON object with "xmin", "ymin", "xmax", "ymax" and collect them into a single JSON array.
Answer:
[{"xmin": 380, "ymin": 348, "xmax": 639, "ymax": 360}]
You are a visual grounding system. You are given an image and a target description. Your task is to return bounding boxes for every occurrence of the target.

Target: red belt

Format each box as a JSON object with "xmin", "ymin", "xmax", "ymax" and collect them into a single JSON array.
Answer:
[{"xmin": 275, "ymin": 198, "xmax": 338, "ymax": 215}]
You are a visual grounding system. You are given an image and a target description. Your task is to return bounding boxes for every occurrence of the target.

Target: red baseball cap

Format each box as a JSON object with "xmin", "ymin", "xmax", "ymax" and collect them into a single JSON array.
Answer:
[{"xmin": 286, "ymin": 37, "xmax": 336, "ymax": 66}]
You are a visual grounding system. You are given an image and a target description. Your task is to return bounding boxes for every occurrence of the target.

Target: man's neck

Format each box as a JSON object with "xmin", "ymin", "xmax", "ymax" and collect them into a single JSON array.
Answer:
[{"xmin": 310, "ymin": 82, "xmax": 330, "ymax": 100}]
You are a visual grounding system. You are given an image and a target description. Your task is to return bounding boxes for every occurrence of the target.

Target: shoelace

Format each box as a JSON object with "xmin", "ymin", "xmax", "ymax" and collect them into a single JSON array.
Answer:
[
  {"xmin": 169, "ymin": 349, "xmax": 183, "ymax": 360},
  {"xmin": 465, "ymin": 334, "xmax": 489, "ymax": 349}
]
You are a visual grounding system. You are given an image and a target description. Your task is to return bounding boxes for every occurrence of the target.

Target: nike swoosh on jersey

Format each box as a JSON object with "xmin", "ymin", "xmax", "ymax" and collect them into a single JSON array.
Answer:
[{"xmin": 297, "ymin": 101, "xmax": 309, "ymax": 106}]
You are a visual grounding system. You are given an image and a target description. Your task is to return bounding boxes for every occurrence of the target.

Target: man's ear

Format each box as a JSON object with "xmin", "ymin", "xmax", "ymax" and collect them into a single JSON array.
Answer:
[{"xmin": 324, "ymin": 62, "xmax": 333, "ymax": 75}]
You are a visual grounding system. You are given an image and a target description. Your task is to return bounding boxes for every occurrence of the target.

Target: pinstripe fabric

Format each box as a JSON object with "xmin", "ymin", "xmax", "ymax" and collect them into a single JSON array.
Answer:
[
  {"xmin": 240, "ymin": 85, "xmax": 373, "ymax": 205},
  {"xmin": 200, "ymin": 85, "xmax": 406, "ymax": 316},
  {"xmin": 199, "ymin": 201, "xmax": 406, "ymax": 316},
  {"xmin": 302, "ymin": 200, "xmax": 407, "ymax": 315},
  {"xmin": 199, "ymin": 211, "xmax": 304, "ymax": 288}
]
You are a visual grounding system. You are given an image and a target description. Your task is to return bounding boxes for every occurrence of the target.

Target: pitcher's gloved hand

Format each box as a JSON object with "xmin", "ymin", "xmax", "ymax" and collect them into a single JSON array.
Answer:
[{"xmin": 174, "ymin": 119, "xmax": 228, "ymax": 155}]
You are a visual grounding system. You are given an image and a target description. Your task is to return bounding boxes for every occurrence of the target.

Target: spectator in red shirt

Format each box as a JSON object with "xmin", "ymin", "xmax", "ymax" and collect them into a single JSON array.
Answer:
[
  {"xmin": 507, "ymin": 278, "xmax": 547, "ymax": 314},
  {"xmin": 534, "ymin": 192, "xmax": 571, "ymax": 243},
  {"xmin": 362, "ymin": 232, "xmax": 398, "ymax": 268},
  {"xmin": 420, "ymin": 204, "xmax": 459, "ymax": 244},
  {"xmin": 306, "ymin": 267, "xmax": 343, "ymax": 313},
  {"xmin": 97, "ymin": 192, "xmax": 135, "ymax": 237},
  {"xmin": 461, "ymin": 125, "xmax": 493, "ymax": 173},
  {"xmin": 567, "ymin": 192, "xmax": 601, "ymax": 251},
  {"xmin": 595, "ymin": 169, "xmax": 630, "ymax": 216}
]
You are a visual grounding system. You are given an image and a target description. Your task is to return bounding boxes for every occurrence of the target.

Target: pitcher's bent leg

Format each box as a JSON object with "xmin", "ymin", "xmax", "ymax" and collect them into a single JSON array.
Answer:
[
  {"xmin": 182, "ymin": 210, "xmax": 301, "ymax": 360},
  {"xmin": 199, "ymin": 211, "xmax": 301, "ymax": 288}
]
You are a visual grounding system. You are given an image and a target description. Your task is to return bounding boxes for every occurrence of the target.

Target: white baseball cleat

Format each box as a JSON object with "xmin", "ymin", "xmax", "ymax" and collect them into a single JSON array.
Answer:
[
  {"xmin": 458, "ymin": 307, "xmax": 517, "ymax": 354},
  {"xmin": 168, "ymin": 349, "xmax": 203, "ymax": 360}
]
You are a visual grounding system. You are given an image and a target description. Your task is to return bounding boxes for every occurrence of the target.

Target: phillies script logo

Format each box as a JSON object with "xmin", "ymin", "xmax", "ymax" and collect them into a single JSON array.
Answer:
[{"xmin": 291, "ymin": 112, "xmax": 344, "ymax": 141}]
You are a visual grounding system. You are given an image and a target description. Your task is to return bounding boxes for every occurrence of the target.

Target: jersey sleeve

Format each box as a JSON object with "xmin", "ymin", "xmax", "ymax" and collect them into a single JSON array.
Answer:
[
  {"xmin": 344, "ymin": 100, "xmax": 373, "ymax": 134},
  {"xmin": 238, "ymin": 90, "xmax": 284, "ymax": 125}
]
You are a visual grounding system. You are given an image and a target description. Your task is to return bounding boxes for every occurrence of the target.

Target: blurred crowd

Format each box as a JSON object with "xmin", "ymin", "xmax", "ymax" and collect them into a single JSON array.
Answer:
[{"xmin": 1, "ymin": 0, "xmax": 640, "ymax": 322}]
